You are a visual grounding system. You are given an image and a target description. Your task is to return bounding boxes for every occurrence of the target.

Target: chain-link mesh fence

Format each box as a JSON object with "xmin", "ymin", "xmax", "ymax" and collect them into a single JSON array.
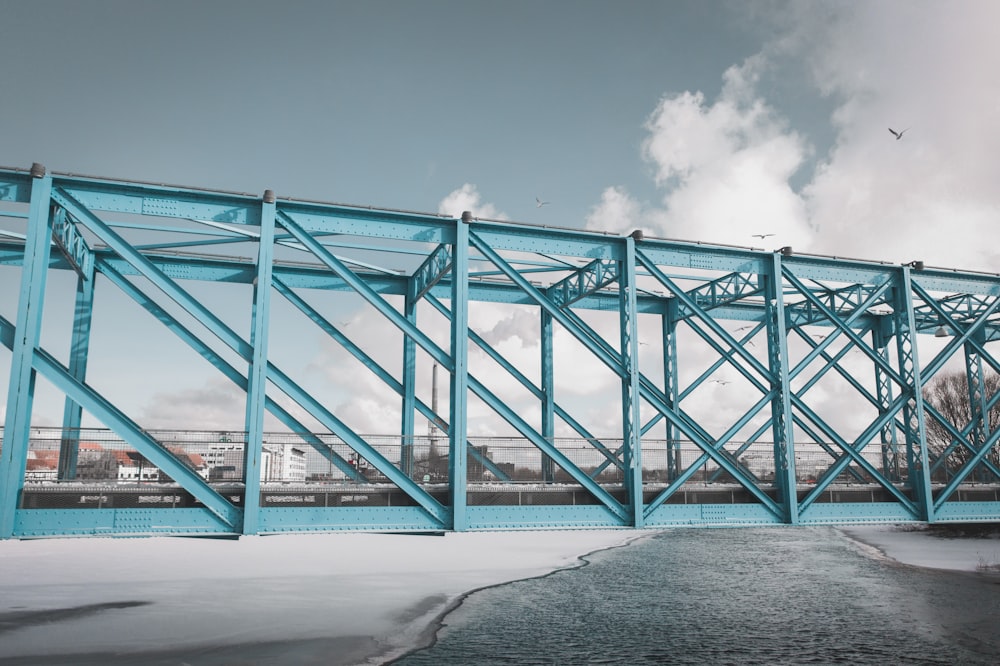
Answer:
[{"xmin": 3, "ymin": 426, "xmax": 997, "ymax": 510}]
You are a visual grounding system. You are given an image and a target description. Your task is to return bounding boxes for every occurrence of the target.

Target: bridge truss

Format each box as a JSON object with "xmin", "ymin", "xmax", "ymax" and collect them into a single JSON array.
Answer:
[{"xmin": 1, "ymin": 164, "xmax": 998, "ymax": 538}]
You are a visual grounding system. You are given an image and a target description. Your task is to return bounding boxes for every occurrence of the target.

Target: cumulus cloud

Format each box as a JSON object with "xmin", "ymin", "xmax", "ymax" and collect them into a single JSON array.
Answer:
[
  {"xmin": 140, "ymin": 378, "xmax": 249, "ymax": 430},
  {"xmin": 792, "ymin": 2, "xmax": 1000, "ymax": 270},
  {"xmin": 437, "ymin": 183, "xmax": 508, "ymax": 220},
  {"xmin": 585, "ymin": 185, "xmax": 646, "ymax": 236},
  {"xmin": 612, "ymin": 2, "xmax": 1000, "ymax": 275},
  {"xmin": 639, "ymin": 55, "xmax": 813, "ymax": 250},
  {"xmin": 476, "ymin": 306, "xmax": 540, "ymax": 348}
]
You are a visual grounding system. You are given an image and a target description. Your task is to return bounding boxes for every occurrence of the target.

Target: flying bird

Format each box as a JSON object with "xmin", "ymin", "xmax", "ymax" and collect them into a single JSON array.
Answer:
[
  {"xmin": 711, "ymin": 379, "xmax": 731, "ymax": 386},
  {"xmin": 751, "ymin": 233, "xmax": 775, "ymax": 240},
  {"xmin": 536, "ymin": 197, "xmax": 550, "ymax": 208},
  {"xmin": 888, "ymin": 127, "xmax": 908, "ymax": 140}
]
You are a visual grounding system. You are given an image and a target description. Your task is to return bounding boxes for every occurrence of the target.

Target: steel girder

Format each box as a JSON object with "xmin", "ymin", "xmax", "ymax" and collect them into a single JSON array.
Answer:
[{"xmin": 2, "ymin": 165, "xmax": 1000, "ymax": 537}]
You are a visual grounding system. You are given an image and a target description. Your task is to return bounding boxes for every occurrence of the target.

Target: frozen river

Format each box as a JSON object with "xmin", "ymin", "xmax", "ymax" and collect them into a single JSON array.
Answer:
[{"xmin": 0, "ymin": 525, "xmax": 998, "ymax": 664}]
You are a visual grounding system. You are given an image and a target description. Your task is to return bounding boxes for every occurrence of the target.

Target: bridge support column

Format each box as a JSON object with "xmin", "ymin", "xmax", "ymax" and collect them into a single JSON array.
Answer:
[
  {"xmin": 448, "ymin": 213, "xmax": 471, "ymax": 531},
  {"xmin": 873, "ymin": 320, "xmax": 901, "ymax": 483},
  {"xmin": 241, "ymin": 190, "xmax": 276, "ymax": 535},
  {"xmin": 765, "ymin": 252, "xmax": 798, "ymax": 524},
  {"xmin": 964, "ymin": 330, "xmax": 993, "ymax": 483},
  {"xmin": 620, "ymin": 234, "xmax": 643, "ymax": 527},
  {"xmin": 662, "ymin": 300, "xmax": 680, "ymax": 482},
  {"xmin": 58, "ymin": 259, "xmax": 95, "ymax": 480},
  {"xmin": 1, "ymin": 166, "xmax": 52, "ymax": 538},
  {"xmin": 401, "ymin": 289, "xmax": 417, "ymax": 477},
  {"xmin": 893, "ymin": 266, "xmax": 934, "ymax": 521},
  {"xmin": 541, "ymin": 310, "xmax": 555, "ymax": 483}
]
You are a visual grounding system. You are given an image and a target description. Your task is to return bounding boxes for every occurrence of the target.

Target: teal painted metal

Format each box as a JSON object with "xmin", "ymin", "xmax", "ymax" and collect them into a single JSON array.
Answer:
[
  {"xmin": 14, "ymin": 508, "xmax": 236, "ymax": 538},
  {"xmin": 540, "ymin": 309, "xmax": 556, "ymax": 483},
  {"xmin": 241, "ymin": 193, "xmax": 276, "ymax": 535},
  {"xmin": 1, "ymin": 170, "xmax": 53, "ymax": 538},
  {"xmin": 401, "ymin": 289, "xmax": 418, "ymax": 478},
  {"xmin": 620, "ymin": 236, "xmax": 644, "ymax": 527},
  {"xmin": 766, "ymin": 253, "xmax": 799, "ymax": 524},
  {"xmin": 449, "ymin": 215, "xmax": 470, "ymax": 531},
  {"xmin": 0, "ymin": 315, "xmax": 242, "ymax": 528},
  {"xmin": 894, "ymin": 268, "xmax": 935, "ymax": 521},
  {"xmin": 58, "ymin": 251, "xmax": 95, "ymax": 480},
  {"xmin": 662, "ymin": 302, "xmax": 681, "ymax": 481},
  {"xmin": 425, "ymin": 292, "xmax": 619, "ymax": 475},
  {"xmin": 1, "ymin": 165, "xmax": 999, "ymax": 538}
]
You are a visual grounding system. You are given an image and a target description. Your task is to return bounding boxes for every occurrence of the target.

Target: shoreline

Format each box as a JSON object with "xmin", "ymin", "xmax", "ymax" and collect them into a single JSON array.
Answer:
[
  {"xmin": 2, "ymin": 525, "xmax": 997, "ymax": 664},
  {"xmin": 0, "ymin": 530, "xmax": 639, "ymax": 665},
  {"xmin": 839, "ymin": 523, "xmax": 1000, "ymax": 575},
  {"xmin": 375, "ymin": 530, "xmax": 655, "ymax": 665}
]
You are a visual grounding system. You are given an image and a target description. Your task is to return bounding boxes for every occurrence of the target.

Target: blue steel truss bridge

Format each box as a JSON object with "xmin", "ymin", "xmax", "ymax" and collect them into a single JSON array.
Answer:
[{"xmin": 1, "ymin": 164, "xmax": 999, "ymax": 539}]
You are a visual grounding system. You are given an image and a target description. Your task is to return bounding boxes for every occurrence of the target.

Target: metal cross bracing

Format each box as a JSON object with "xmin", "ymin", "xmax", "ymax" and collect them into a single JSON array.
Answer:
[{"xmin": 1, "ymin": 164, "xmax": 999, "ymax": 539}]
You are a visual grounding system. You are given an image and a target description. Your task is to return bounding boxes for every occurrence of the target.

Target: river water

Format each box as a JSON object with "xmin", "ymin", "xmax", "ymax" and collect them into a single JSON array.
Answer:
[{"xmin": 392, "ymin": 527, "xmax": 1000, "ymax": 665}]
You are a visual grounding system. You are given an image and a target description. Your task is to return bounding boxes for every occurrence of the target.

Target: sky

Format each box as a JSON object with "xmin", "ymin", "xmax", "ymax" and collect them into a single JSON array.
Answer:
[{"xmin": 2, "ymin": 0, "xmax": 1000, "ymax": 439}]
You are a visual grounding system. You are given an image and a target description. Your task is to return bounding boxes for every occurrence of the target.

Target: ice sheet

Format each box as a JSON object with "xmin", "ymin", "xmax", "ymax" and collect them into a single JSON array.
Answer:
[
  {"xmin": 841, "ymin": 524, "xmax": 1000, "ymax": 573},
  {"xmin": 0, "ymin": 530, "xmax": 638, "ymax": 663}
]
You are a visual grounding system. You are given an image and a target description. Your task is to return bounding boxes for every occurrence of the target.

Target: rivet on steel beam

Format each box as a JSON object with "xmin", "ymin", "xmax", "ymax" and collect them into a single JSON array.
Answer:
[
  {"xmin": 630, "ymin": 229, "xmax": 644, "ymax": 241},
  {"xmin": 263, "ymin": 189, "xmax": 275, "ymax": 203},
  {"xmin": 30, "ymin": 162, "xmax": 46, "ymax": 178},
  {"xmin": 461, "ymin": 210, "xmax": 472, "ymax": 224}
]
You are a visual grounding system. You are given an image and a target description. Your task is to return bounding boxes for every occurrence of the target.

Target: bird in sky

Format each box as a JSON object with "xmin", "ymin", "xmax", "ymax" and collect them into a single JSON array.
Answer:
[
  {"xmin": 888, "ymin": 127, "xmax": 908, "ymax": 140},
  {"xmin": 536, "ymin": 197, "xmax": 550, "ymax": 208},
  {"xmin": 711, "ymin": 379, "xmax": 730, "ymax": 386},
  {"xmin": 751, "ymin": 233, "xmax": 775, "ymax": 240}
]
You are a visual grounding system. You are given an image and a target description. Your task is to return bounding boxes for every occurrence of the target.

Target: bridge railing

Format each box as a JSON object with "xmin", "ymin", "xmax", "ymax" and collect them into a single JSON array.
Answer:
[{"xmin": 10, "ymin": 426, "xmax": 911, "ymax": 489}]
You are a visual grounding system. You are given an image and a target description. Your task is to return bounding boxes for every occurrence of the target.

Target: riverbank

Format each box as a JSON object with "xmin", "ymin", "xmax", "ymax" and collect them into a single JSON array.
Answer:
[
  {"xmin": 2, "ymin": 524, "xmax": 998, "ymax": 664},
  {"xmin": 840, "ymin": 523, "xmax": 1000, "ymax": 574},
  {"xmin": 0, "ymin": 530, "xmax": 637, "ymax": 664}
]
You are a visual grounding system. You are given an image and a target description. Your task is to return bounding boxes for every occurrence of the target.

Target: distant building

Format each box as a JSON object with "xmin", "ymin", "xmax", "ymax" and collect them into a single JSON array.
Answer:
[
  {"xmin": 76, "ymin": 441, "xmax": 119, "ymax": 480},
  {"xmin": 267, "ymin": 444, "xmax": 307, "ymax": 483},
  {"xmin": 25, "ymin": 450, "xmax": 59, "ymax": 481}
]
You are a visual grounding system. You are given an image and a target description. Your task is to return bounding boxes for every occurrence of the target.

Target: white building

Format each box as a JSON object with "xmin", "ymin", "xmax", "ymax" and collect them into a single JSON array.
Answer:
[{"xmin": 266, "ymin": 444, "xmax": 307, "ymax": 483}]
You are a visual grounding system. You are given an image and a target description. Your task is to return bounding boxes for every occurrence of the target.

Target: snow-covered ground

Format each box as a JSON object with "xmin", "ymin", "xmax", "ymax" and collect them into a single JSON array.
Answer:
[
  {"xmin": 0, "ymin": 529, "xmax": 640, "ymax": 664},
  {"xmin": 840, "ymin": 523, "xmax": 1000, "ymax": 574},
  {"xmin": 1, "ymin": 524, "xmax": 997, "ymax": 664}
]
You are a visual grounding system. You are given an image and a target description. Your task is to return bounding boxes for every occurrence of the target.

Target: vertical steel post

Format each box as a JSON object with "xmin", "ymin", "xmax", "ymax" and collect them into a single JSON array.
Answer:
[
  {"xmin": 241, "ymin": 190, "xmax": 276, "ymax": 535},
  {"xmin": 873, "ymin": 320, "xmax": 901, "ymax": 483},
  {"xmin": 964, "ymin": 329, "xmax": 990, "ymax": 482},
  {"xmin": 765, "ymin": 252, "xmax": 798, "ymax": 524},
  {"xmin": 1, "ymin": 165, "xmax": 52, "ymax": 538},
  {"xmin": 893, "ymin": 266, "xmax": 934, "ymax": 521},
  {"xmin": 540, "ymin": 309, "xmax": 555, "ymax": 483},
  {"xmin": 449, "ymin": 213, "xmax": 471, "ymax": 530},
  {"xmin": 620, "ymin": 234, "xmax": 644, "ymax": 527},
  {"xmin": 662, "ymin": 300, "xmax": 680, "ymax": 481},
  {"xmin": 401, "ymin": 288, "xmax": 417, "ymax": 478},
  {"xmin": 58, "ymin": 260, "xmax": 95, "ymax": 480}
]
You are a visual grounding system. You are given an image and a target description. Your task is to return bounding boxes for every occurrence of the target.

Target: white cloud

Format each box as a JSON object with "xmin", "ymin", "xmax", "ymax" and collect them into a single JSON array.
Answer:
[
  {"xmin": 437, "ymin": 183, "xmax": 508, "ymax": 220},
  {"xmin": 140, "ymin": 378, "xmax": 248, "ymax": 430},
  {"xmin": 585, "ymin": 185, "xmax": 644, "ymax": 235},
  {"xmin": 640, "ymin": 55, "xmax": 813, "ymax": 250},
  {"xmin": 476, "ymin": 305, "xmax": 540, "ymax": 349},
  {"xmin": 790, "ymin": 2, "xmax": 1000, "ymax": 270}
]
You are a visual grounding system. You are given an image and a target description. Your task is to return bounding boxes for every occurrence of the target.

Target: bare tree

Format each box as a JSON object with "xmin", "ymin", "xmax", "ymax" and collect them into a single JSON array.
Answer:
[{"xmin": 922, "ymin": 370, "xmax": 1000, "ymax": 480}]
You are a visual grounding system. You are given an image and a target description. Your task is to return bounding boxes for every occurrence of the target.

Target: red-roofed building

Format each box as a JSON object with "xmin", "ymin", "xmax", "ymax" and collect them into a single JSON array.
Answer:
[{"xmin": 25, "ymin": 450, "xmax": 59, "ymax": 481}]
